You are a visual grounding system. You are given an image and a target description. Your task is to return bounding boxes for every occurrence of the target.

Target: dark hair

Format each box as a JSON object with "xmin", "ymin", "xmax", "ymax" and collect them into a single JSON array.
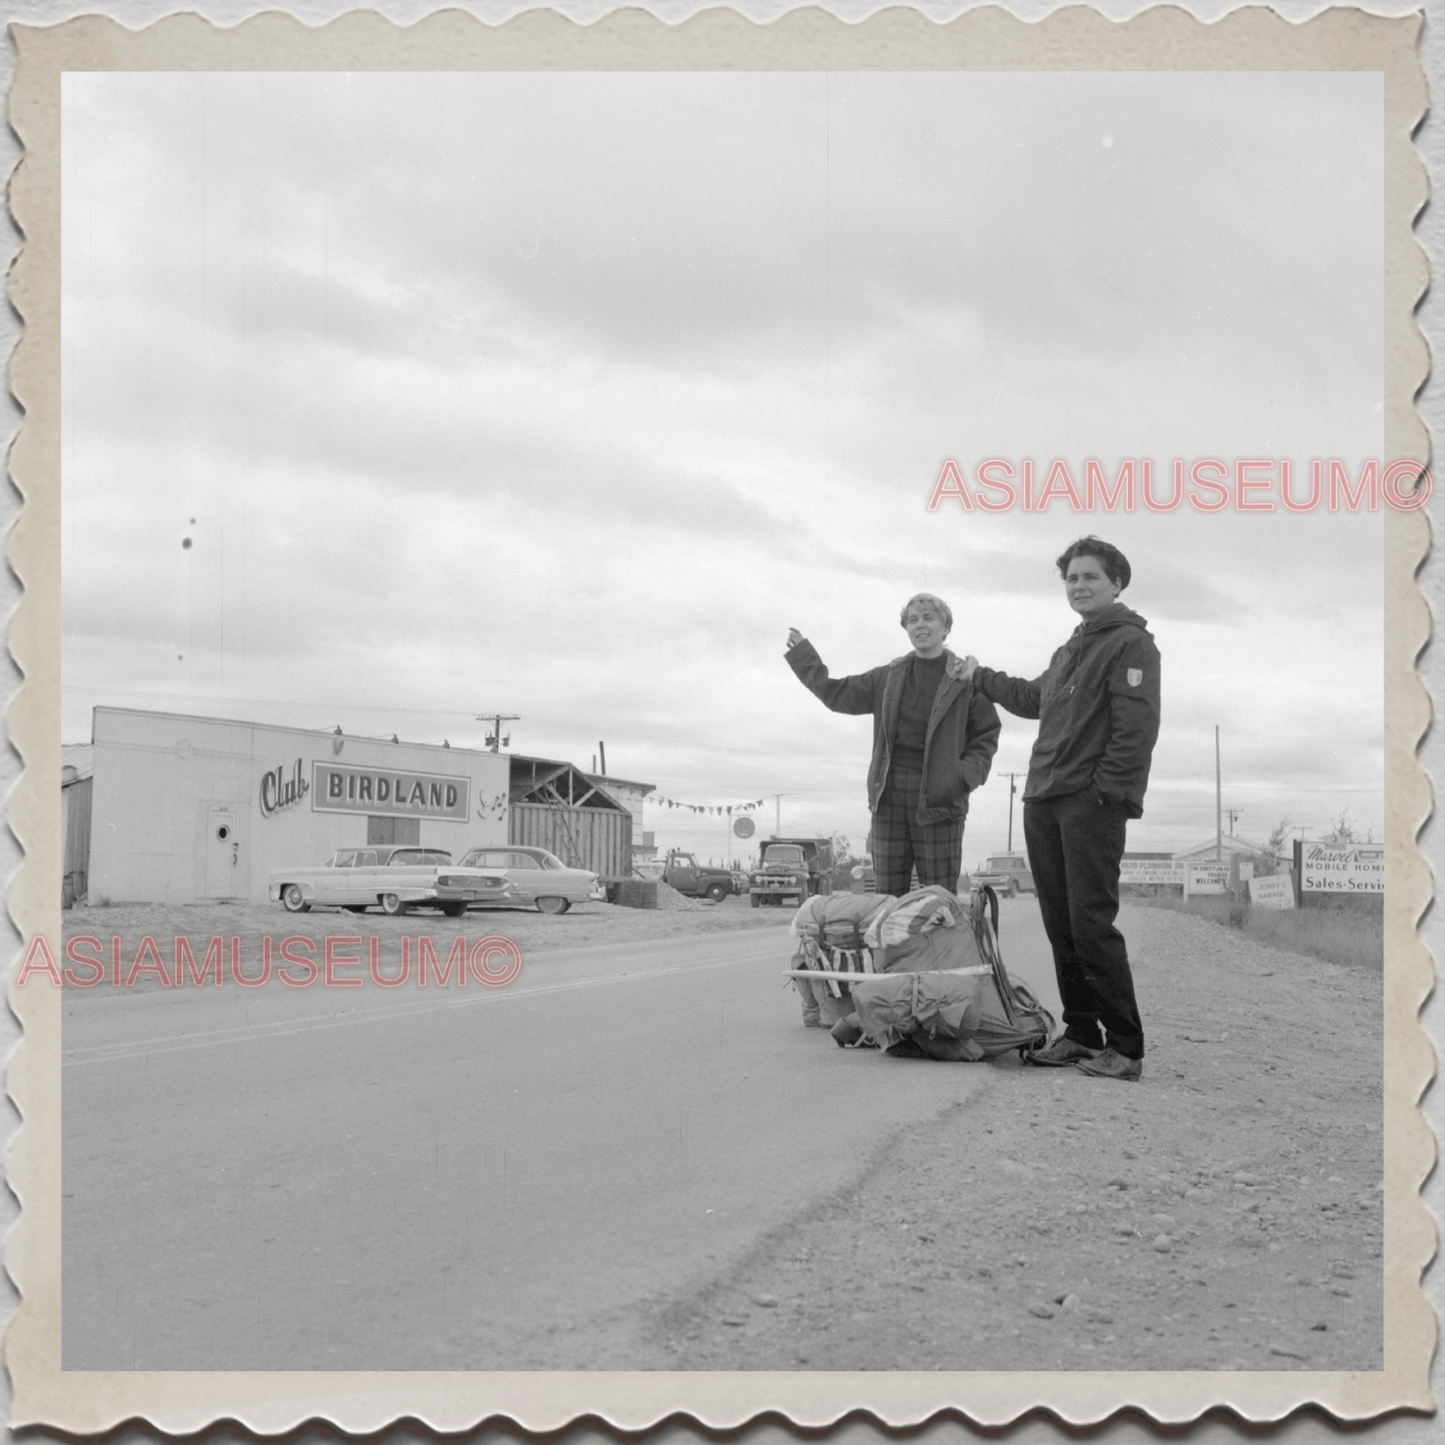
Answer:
[{"xmin": 1055, "ymin": 536, "xmax": 1131, "ymax": 589}]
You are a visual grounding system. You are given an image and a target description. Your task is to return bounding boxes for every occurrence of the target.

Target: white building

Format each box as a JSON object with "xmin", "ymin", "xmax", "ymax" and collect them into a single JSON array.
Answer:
[{"xmin": 73, "ymin": 707, "xmax": 511, "ymax": 906}]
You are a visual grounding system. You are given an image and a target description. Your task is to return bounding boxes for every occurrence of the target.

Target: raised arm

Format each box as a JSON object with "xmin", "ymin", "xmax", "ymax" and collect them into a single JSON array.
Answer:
[
  {"xmin": 785, "ymin": 634, "xmax": 882, "ymax": 715},
  {"xmin": 967, "ymin": 659, "xmax": 1044, "ymax": 721}
]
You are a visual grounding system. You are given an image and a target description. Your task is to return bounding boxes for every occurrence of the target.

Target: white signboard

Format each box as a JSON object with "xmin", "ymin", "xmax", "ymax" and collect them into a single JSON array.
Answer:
[
  {"xmin": 1248, "ymin": 873, "xmax": 1296, "ymax": 911},
  {"xmin": 1120, "ymin": 859, "xmax": 1185, "ymax": 886},
  {"xmin": 1300, "ymin": 843, "xmax": 1384, "ymax": 894},
  {"xmin": 1185, "ymin": 863, "xmax": 1229, "ymax": 896}
]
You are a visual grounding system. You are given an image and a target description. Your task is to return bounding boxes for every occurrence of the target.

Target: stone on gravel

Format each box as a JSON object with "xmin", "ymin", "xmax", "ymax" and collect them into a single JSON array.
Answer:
[
  {"xmin": 751, "ymin": 1294, "xmax": 779, "ymax": 1308},
  {"xmin": 1152, "ymin": 1235, "xmax": 1173, "ymax": 1253},
  {"xmin": 1028, "ymin": 1303, "xmax": 1055, "ymax": 1319}
]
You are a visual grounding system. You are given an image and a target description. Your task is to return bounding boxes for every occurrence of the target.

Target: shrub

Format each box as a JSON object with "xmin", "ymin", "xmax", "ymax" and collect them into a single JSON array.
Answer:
[{"xmin": 1135, "ymin": 894, "xmax": 1382, "ymax": 972}]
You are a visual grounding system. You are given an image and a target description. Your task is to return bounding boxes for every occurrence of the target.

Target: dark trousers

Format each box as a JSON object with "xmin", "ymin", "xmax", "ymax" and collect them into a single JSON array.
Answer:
[
  {"xmin": 1023, "ymin": 791, "xmax": 1144, "ymax": 1059},
  {"xmin": 871, "ymin": 758, "xmax": 964, "ymax": 897}
]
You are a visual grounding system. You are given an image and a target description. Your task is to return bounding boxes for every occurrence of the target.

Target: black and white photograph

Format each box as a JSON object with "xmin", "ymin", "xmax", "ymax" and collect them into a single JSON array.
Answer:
[{"xmin": 4, "ymin": 1, "xmax": 1437, "ymax": 1436}]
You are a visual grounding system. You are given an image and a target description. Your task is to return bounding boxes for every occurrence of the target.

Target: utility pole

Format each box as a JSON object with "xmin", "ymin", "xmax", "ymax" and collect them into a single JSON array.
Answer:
[
  {"xmin": 774, "ymin": 794, "xmax": 783, "ymax": 836},
  {"xmin": 1225, "ymin": 807, "xmax": 1244, "ymax": 835},
  {"xmin": 1215, "ymin": 725, "xmax": 1222, "ymax": 861},
  {"xmin": 1004, "ymin": 772, "xmax": 1022, "ymax": 851},
  {"xmin": 474, "ymin": 713, "xmax": 521, "ymax": 754}
]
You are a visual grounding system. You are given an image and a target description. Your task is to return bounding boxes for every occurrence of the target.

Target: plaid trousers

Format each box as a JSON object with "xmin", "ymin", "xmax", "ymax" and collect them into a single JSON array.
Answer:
[{"xmin": 870, "ymin": 758, "xmax": 964, "ymax": 897}]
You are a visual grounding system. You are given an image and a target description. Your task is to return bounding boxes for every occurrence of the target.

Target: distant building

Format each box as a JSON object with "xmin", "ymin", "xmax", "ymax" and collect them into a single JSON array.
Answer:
[
  {"xmin": 64, "ymin": 707, "xmax": 510, "ymax": 907},
  {"xmin": 1172, "ymin": 835, "xmax": 1275, "ymax": 863}
]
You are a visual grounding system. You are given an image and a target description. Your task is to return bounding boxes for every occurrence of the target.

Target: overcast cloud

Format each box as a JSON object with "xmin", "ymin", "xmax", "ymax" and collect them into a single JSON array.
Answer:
[{"xmin": 62, "ymin": 69, "xmax": 1386, "ymax": 861}]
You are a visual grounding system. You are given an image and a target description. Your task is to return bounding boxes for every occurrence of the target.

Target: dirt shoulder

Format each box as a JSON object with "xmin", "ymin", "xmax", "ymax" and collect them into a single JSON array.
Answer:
[{"xmin": 649, "ymin": 904, "xmax": 1384, "ymax": 1373}]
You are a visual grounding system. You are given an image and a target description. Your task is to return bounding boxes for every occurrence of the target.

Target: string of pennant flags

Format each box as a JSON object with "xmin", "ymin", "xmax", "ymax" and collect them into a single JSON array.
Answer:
[{"xmin": 646, "ymin": 796, "xmax": 768, "ymax": 816}]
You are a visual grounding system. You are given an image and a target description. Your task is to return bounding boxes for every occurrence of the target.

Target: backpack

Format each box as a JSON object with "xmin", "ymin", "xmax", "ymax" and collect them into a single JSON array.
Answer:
[{"xmin": 789, "ymin": 885, "xmax": 1054, "ymax": 1058}]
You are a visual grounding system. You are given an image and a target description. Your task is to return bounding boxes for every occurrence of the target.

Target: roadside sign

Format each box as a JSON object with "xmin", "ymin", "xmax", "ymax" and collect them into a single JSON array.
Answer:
[
  {"xmin": 1120, "ymin": 859, "xmax": 1185, "ymax": 886},
  {"xmin": 1184, "ymin": 863, "xmax": 1229, "ymax": 896},
  {"xmin": 1298, "ymin": 842, "xmax": 1384, "ymax": 894},
  {"xmin": 1248, "ymin": 873, "xmax": 1296, "ymax": 911},
  {"xmin": 733, "ymin": 816, "xmax": 756, "ymax": 839}
]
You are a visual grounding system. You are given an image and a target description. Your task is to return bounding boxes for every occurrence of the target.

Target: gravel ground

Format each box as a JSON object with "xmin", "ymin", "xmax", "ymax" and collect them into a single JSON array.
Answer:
[{"xmin": 59, "ymin": 896, "xmax": 1383, "ymax": 1372}]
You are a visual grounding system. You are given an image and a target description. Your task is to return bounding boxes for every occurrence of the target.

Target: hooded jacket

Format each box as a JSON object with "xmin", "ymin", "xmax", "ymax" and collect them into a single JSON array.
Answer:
[
  {"xmin": 786, "ymin": 639, "xmax": 1001, "ymax": 824},
  {"xmin": 973, "ymin": 603, "xmax": 1160, "ymax": 818}
]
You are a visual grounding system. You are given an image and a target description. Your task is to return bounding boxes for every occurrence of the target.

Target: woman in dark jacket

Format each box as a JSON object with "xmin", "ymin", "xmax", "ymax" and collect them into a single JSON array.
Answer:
[
  {"xmin": 785, "ymin": 593, "xmax": 1000, "ymax": 897},
  {"xmin": 965, "ymin": 537, "xmax": 1161, "ymax": 1083}
]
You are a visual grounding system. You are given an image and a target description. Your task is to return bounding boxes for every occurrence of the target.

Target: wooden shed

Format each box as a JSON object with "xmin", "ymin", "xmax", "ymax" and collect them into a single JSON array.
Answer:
[{"xmin": 508, "ymin": 755, "xmax": 635, "ymax": 880}]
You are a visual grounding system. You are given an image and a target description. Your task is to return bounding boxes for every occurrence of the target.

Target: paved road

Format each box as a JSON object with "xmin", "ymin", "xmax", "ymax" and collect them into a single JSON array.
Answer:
[{"xmin": 62, "ymin": 899, "xmax": 1058, "ymax": 1370}]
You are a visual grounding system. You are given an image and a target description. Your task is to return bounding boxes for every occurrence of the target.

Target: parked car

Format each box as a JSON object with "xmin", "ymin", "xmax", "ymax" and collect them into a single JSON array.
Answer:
[
  {"xmin": 456, "ymin": 845, "xmax": 601, "ymax": 914},
  {"xmin": 269, "ymin": 845, "xmax": 518, "ymax": 917},
  {"xmin": 971, "ymin": 853, "xmax": 1035, "ymax": 897}
]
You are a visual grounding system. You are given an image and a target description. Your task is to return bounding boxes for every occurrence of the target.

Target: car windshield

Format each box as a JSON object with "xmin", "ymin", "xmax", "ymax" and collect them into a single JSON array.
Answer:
[
  {"xmin": 540, "ymin": 852, "xmax": 566, "ymax": 870},
  {"xmin": 391, "ymin": 849, "xmax": 450, "ymax": 865},
  {"xmin": 764, "ymin": 847, "xmax": 805, "ymax": 866},
  {"xmin": 987, "ymin": 857, "xmax": 1024, "ymax": 870}
]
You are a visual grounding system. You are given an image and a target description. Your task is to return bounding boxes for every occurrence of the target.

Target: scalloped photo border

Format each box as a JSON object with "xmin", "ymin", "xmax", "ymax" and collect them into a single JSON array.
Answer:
[{"xmin": 3, "ymin": 4, "xmax": 1433, "ymax": 1434}]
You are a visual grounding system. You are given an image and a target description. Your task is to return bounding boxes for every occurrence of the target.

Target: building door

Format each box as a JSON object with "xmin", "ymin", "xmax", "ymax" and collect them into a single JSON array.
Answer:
[{"xmin": 205, "ymin": 806, "xmax": 243, "ymax": 897}]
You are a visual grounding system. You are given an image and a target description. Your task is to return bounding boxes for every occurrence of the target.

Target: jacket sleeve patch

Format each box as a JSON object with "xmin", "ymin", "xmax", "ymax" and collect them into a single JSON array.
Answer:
[{"xmin": 1127, "ymin": 668, "xmax": 1143, "ymax": 687}]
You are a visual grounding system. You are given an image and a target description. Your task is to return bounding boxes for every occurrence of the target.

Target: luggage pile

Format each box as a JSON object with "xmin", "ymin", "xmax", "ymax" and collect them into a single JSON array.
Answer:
[{"xmin": 787, "ymin": 885, "xmax": 1054, "ymax": 1060}]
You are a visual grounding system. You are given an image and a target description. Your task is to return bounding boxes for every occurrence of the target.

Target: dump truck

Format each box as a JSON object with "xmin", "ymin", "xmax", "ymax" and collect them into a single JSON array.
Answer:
[{"xmin": 748, "ymin": 837, "xmax": 834, "ymax": 908}]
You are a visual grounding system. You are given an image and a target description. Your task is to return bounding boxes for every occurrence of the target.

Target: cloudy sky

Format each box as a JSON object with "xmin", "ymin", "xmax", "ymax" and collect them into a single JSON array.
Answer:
[{"xmin": 61, "ymin": 69, "xmax": 1386, "ymax": 863}]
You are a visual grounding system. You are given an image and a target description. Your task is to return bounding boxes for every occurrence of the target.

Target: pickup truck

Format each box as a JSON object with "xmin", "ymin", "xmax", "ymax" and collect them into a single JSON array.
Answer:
[
  {"xmin": 660, "ymin": 851, "xmax": 737, "ymax": 903},
  {"xmin": 971, "ymin": 852, "xmax": 1035, "ymax": 897},
  {"xmin": 748, "ymin": 837, "xmax": 834, "ymax": 908}
]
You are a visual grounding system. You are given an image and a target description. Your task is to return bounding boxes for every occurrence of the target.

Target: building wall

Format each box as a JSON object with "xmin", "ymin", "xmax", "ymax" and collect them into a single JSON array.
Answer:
[{"xmin": 86, "ymin": 708, "xmax": 510, "ymax": 905}]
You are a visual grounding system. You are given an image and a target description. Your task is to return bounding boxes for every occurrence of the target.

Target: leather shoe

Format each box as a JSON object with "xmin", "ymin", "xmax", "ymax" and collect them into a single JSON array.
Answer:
[
  {"xmin": 1026, "ymin": 1036, "xmax": 1102, "ymax": 1067},
  {"xmin": 1076, "ymin": 1047, "xmax": 1143, "ymax": 1082}
]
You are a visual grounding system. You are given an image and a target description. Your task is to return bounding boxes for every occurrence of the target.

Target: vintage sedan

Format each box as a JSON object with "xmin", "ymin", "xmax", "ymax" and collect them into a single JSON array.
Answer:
[
  {"xmin": 269, "ymin": 845, "xmax": 518, "ymax": 917},
  {"xmin": 455, "ymin": 845, "xmax": 600, "ymax": 914}
]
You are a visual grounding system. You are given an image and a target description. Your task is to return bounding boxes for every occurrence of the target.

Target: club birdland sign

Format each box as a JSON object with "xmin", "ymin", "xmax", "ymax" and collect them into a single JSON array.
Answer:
[{"xmin": 312, "ymin": 762, "xmax": 470, "ymax": 820}]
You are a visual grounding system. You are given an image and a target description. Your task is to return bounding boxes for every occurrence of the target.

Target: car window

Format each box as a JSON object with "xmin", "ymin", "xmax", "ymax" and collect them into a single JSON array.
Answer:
[
  {"xmin": 509, "ymin": 853, "xmax": 541, "ymax": 870},
  {"xmin": 540, "ymin": 852, "xmax": 566, "ymax": 870},
  {"xmin": 354, "ymin": 851, "xmax": 378, "ymax": 867},
  {"xmin": 462, "ymin": 851, "xmax": 505, "ymax": 869}
]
